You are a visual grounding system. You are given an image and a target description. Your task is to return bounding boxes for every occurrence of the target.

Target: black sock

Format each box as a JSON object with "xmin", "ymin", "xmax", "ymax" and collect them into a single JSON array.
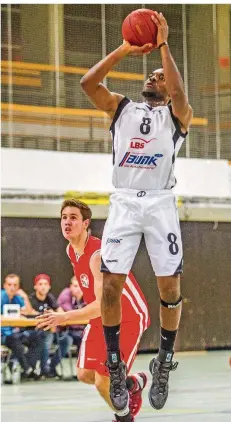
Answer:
[
  {"xmin": 160, "ymin": 327, "xmax": 177, "ymax": 352},
  {"xmin": 126, "ymin": 376, "xmax": 135, "ymax": 391},
  {"xmin": 103, "ymin": 324, "xmax": 121, "ymax": 365}
]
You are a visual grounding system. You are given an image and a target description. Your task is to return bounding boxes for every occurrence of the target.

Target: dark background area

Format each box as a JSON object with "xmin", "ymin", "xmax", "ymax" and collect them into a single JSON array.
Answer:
[{"xmin": 1, "ymin": 218, "xmax": 231, "ymax": 352}]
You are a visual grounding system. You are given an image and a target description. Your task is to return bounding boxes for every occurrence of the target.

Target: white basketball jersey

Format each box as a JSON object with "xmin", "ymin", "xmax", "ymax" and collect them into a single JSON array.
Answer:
[{"xmin": 110, "ymin": 97, "xmax": 187, "ymax": 190}]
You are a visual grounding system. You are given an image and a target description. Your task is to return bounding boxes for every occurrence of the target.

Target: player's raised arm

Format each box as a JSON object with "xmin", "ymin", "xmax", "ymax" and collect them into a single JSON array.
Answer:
[
  {"xmin": 80, "ymin": 42, "xmax": 153, "ymax": 118},
  {"xmin": 152, "ymin": 12, "xmax": 193, "ymax": 130}
]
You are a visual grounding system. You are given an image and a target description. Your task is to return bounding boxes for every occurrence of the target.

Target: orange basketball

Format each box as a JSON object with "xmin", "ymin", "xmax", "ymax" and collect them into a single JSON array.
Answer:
[{"xmin": 122, "ymin": 9, "xmax": 158, "ymax": 47}]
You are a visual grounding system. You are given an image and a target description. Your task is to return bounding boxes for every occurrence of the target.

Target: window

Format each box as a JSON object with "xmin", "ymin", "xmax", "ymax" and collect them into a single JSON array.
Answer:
[{"xmin": 1, "ymin": 5, "xmax": 22, "ymax": 61}]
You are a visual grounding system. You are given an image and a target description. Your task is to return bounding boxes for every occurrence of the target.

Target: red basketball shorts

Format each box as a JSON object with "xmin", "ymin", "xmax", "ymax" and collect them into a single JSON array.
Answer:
[{"xmin": 77, "ymin": 319, "xmax": 146, "ymax": 377}]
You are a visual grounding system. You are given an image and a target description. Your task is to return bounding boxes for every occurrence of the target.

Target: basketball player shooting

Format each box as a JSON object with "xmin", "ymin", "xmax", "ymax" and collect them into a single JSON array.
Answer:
[
  {"xmin": 80, "ymin": 9, "xmax": 193, "ymax": 416},
  {"xmin": 36, "ymin": 199, "xmax": 150, "ymax": 422}
]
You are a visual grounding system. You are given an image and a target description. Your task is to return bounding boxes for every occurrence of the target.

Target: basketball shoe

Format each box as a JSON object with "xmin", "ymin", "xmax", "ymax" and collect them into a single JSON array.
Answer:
[
  {"xmin": 148, "ymin": 349, "xmax": 178, "ymax": 410},
  {"xmin": 106, "ymin": 360, "xmax": 129, "ymax": 412},
  {"xmin": 128, "ymin": 372, "xmax": 148, "ymax": 416}
]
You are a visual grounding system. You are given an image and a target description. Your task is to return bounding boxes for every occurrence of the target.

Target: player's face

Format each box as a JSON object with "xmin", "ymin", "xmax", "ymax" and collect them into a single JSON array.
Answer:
[
  {"xmin": 34, "ymin": 279, "xmax": 50, "ymax": 296},
  {"xmin": 142, "ymin": 68, "xmax": 168, "ymax": 100},
  {"xmin": 4, "ymin": 277, "xmax": 19, "ymax": 298},
  {"xmin": 70, "ymin": 278, "xmax": 83, "ymax": 299},
  {"xmin": 61, "ymin": 206, "xmax": 89, "ymax": 240}
]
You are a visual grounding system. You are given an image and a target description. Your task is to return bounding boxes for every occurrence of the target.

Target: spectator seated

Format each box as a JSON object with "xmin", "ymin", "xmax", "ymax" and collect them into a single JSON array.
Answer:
[
  {"xmin": 1, "ymin": 274, "xmax": 43, "ymax": 380},
  {"xmin": 29, "ymin": 273, "xmax": 73, "ymax": 378}
]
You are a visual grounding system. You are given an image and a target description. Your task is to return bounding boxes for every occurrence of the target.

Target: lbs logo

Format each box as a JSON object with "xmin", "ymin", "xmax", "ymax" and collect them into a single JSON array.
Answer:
[
  {"xmin": 119, "ymin": 152, "xmax": 163, "ymax": 168},
  {"xmin": 130, "ymin": 141, "xmax": 144, "ymax": 149},
  {"xmin": 130, "ymin": 137, "xmax": 157, "ymax": 149}
]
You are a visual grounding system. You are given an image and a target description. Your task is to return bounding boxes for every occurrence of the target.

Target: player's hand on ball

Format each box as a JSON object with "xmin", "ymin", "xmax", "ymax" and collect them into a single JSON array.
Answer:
[
  {"xmin": 36, "ymin": 310, "xmax": 66, "ymax": 330},
  {"xmin": 123, "ymin": 40, "xmax": 154, "ymax": 56},
  {"xmin": 151, "ymin": 12, "xmax": 169, "ymax": 47}
]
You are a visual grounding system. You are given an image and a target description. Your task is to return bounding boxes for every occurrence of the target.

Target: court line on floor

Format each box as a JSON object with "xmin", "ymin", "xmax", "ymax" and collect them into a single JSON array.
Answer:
[{"xmin": 2, "ymin": 403, "xmax": 231, "ymax": 415}]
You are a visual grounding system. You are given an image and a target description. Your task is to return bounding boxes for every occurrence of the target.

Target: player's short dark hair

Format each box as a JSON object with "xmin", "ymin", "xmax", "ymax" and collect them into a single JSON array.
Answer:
[{"xmin": 61, "ymin": 199, "xmax": 92, "ymax": 225}]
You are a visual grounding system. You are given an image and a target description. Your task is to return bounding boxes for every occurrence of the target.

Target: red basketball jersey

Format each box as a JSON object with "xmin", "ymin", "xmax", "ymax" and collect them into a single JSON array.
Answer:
[{"xmin": 66, "ymin": 235, "xmax": 150, "ymax": 330}]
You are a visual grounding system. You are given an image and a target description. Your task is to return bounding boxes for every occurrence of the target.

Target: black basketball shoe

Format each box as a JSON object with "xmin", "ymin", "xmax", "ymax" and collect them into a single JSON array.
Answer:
[
  {"xmin": 106, "ymin": 360, "xmax": 129, "ymax": 412},
  {"xmin": 148, "ymin": 349, "xmax": 178, "ymax": 410}
]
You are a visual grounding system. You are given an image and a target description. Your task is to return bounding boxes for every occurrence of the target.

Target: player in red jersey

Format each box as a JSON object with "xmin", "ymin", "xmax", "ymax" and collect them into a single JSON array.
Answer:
[{"xmin": 37, "ymin": 199, "xmax": 150, "ymax": 422}]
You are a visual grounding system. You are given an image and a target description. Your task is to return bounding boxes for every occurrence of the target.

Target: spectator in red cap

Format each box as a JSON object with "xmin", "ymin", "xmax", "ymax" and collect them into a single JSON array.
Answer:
[
  {"xmin": 29, "ymin": 274, "xmax": 72, "ymax": 378},
  {"xmin": 34, "ymin": 273, "xmax": 51, "ymax": 285}
]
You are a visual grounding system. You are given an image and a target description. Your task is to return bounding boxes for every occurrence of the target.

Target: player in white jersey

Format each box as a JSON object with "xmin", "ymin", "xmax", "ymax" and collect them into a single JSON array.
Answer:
[{"xmin": 81, "ymin": 11, "xmax": 193, "ymax": 417}]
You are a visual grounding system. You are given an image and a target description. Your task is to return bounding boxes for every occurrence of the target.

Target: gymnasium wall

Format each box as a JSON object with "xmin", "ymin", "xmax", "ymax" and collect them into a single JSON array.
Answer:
[{"xmin": 2, "ymin": 148, "xmax": 230, "ymax": 197}]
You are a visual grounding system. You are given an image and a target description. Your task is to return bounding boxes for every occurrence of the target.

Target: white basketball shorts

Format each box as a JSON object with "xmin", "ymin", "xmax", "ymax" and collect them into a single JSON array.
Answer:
[{"xmin": 101, "ymin": 189, "xmax": 183, "ymax": 277}]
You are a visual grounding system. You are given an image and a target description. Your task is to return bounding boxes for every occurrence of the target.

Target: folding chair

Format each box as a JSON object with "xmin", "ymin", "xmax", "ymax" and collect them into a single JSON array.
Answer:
[
  {"xmin": 68, "ymin": 344, "xmax": 78, "ymax": 379},
  {"xmin": 1, "ymin": 345, "xmax": 12, "ymax": 384},
  {"xmin": 53, "ymin": 332, "xmax": 65, "ymax": 379}
]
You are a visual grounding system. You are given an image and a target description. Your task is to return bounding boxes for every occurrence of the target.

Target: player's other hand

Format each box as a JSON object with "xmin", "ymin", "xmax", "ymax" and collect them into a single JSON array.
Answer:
[
  {"xmin": 123, "ymin": 40, "xmax": 154, "ymax": 56},
  {"xmin": 151, "ymin": 12, "xmax": 169, "ymax": 48},
  {"xmin": 36, "ymin": 310, "xmax": 66, "ymax": 330}
]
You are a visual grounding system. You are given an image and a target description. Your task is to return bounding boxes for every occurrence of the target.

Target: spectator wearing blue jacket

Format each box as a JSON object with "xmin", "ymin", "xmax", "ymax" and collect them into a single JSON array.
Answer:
[{"xmin": 1, "ymin": 274, "xmax": 43, "ymax": 379}]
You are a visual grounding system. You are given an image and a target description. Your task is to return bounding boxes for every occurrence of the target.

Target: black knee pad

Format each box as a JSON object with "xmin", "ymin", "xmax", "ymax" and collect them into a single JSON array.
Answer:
[{"xmin": 160, "ymin": 296, "xmax": 182, "ymax": 309}]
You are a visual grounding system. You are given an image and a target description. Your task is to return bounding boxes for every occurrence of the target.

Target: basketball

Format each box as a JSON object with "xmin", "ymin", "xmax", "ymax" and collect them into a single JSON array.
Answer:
[{"xmin": 122, "ymin": 9, "xmax": 158, "ymax": 47}]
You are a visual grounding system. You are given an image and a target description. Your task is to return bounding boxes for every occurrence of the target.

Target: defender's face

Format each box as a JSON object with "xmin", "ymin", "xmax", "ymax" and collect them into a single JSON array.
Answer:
[
  {"xmin": 61, "ymin": 206, "xmax": 89, "ymax": 241},
  {"xmin": 143, "ymin": 68, "xmax": 168, "ymax": 99}
]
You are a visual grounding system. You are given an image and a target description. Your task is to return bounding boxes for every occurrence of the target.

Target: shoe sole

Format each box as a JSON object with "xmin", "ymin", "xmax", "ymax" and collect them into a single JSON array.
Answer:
[{"xmin": 148, "ymin": 387, "xmax": 167, "ymax": 410}]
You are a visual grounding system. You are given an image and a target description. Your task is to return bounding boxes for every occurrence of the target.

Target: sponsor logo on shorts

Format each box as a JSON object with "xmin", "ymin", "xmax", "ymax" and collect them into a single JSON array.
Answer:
[
  {"xmin": 137, "ymin": 191, "xmax": 146, "ymax": 197},
  {"xmin": 87, "ymin": 358, "xmax": 97, "ymax": 361},
  {"xmin": 80, "ymin": 273, "xmax": 89, "ymax": 288},
  {"xmin": 106, "ymin": 238, "xmax": 122, "ymax": 245},
  {"xmin": 106, "ymin": 259, "xmax": 118, "ymax": 263},
  {"xmin": 119, "ymin": 152, "xmax": 163, "ymax": 168}
]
